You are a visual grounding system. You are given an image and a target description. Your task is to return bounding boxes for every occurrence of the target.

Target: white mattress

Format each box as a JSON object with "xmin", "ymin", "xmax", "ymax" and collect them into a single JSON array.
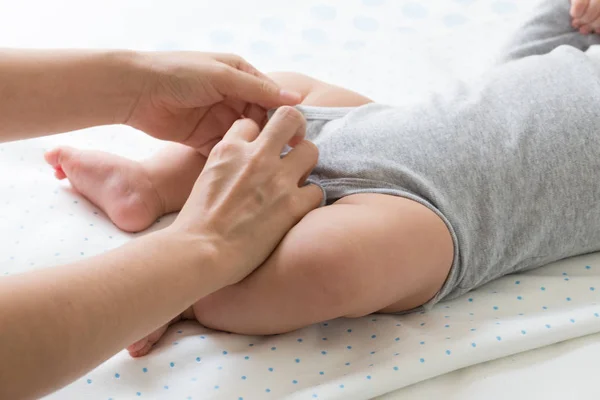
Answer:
[{"xmin": 1, "ymin": 0, "xmax": 600, "ymax": 399}]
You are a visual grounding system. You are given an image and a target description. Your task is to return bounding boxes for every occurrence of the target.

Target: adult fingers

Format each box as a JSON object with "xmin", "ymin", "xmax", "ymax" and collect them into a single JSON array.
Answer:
[
  {"xmin": 590, "ymin": 16, "xmax": 600, "ymax": 32},
  {"xmin": 282, "ymin": 140, "xmax": 319, "ymax": 182},
  {"xmin": 572, "ymin": 0, "xmax": 590, "ymax": 19},
  {"xmin": 256, "ymin": 106, "xmax": 306, "ymax": 153},
  {"xmin": 243, "ymin": 103, "xmax": 268, "ymax": 128},
  {"xmin": 580, "ymin": 0, "xmax": 600, "ymax": 24},
  {"xmin": 223, "ymin": 118, "xmax": 261, "ymax": 142},
  {"xmin": 294, "ymin": 184, "xmax": 325, "ymax": 218},
  {"xmin": 219, "ymin": 54, "xmax": 279, "ymax": 85},
  {"xmin": 214, "ymin": 65, "xmax": 302, "ymax": 109}
]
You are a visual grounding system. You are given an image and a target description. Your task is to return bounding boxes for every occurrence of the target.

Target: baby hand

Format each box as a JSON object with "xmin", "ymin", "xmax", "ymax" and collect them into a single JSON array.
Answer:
[{"xmin": 571, "ymin": 0, "xmax": 600, "ymax": 34}]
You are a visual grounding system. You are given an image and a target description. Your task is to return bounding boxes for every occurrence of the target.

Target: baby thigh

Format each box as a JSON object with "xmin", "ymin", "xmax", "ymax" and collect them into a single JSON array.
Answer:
[{"xmin": 192, "ymin": 193, "xmax": 454, "ymax": 335}]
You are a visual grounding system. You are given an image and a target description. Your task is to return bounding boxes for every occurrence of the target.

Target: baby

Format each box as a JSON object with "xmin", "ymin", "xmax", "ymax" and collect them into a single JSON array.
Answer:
[{"xmin": 46, "ymin": 0, "xmax": 600, "ymax": 357}]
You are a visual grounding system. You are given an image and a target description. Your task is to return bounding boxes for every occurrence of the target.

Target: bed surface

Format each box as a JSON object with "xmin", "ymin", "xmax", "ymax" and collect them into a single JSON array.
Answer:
[{"xmin": 1, "ymin": 0, "xmax": 599, "ymax": 399}]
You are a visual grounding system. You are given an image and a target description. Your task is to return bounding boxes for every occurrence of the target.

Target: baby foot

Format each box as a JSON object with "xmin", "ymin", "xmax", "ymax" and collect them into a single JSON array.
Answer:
[
  {"xmin": 44, "ymin": 147, "xmax": 165, "ymax": 232},
  {"xmin": 127, "ymin": 324, "xmax": 171, "ymax": 357},
  {"xmin": 126, "ymin": 308, "xmax": 195, "ymax": 357},
  {"xmin": 571, "ymin": 0, "xmax": 600, "ymax": 34}
]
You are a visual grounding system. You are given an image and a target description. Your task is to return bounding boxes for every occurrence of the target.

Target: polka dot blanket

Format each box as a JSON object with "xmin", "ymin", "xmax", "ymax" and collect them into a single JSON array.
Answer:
[{"xmin": 1, "ymin": 0, "xmax": 599, "ymax": 399}]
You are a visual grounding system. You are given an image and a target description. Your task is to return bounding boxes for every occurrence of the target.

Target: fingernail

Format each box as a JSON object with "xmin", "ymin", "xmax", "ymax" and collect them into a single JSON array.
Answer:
[{"xmin": 279, "ymin": 89, "xmax": 303, "ymax": 104}]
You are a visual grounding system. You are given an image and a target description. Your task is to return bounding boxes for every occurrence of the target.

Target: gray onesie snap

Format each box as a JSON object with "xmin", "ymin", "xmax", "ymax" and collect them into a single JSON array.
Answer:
[{"xmin": 290, "ymin": 0, "xmax": 600, "ymax": 308}]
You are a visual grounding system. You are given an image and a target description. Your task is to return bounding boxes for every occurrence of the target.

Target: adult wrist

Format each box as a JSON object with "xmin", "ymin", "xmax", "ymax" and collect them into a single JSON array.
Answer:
[
  {"xmin": 153, "ymin": 227, "xmax": 233, "ymax": 296},
  {"xmin": 101, "ymin": 50, "xmax": 150, "ymax": 127}
]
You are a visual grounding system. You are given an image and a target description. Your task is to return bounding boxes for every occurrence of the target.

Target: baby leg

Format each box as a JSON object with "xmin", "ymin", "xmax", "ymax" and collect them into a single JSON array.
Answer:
[
  {"xmin": 45, "ymin": 72, "xmax": 366, "ymax": 233},
  {"xmin": 498, "ymin": 0, "xmax": 600, "ymax": 63},
  {"xmin": 192, "ymin": 193, "xmax": 454, "ymax": 335},
  {"xmin": 45, "ymin": 144, "xmax": 205, "ymax": 232},
  {"xmin": 189, "ymin": 74, "xmax": 452, "ymax": 334},
  {"xmin": 127, "ymin": 72, "xmax": 452, "ymax": 354}
]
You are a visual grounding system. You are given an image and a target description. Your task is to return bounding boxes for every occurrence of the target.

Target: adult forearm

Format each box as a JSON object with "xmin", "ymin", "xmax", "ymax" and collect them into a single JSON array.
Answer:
[
  {"xmin": 0, "ymin": 229, "xmax": 224, "ymax": 400},
  {"xmin": 0, "ymin": 49, "xmax": 145, "ymax": 142}
]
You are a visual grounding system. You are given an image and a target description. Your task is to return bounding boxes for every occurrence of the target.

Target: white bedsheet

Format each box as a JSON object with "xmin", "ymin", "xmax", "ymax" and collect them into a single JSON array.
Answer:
[
  {"xmin": 2, "ymin": 0, "xmax": 600, "ymax": 399},
  {"xmin": 378, "ymin": 331, "xmax": 600, "ymax": 400}
]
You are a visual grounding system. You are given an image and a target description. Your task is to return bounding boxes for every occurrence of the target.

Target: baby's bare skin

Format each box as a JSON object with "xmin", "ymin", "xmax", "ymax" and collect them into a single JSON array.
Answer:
[{"xmin": 45, "ymin": 72, "xmax": 453, "ymax": 357}]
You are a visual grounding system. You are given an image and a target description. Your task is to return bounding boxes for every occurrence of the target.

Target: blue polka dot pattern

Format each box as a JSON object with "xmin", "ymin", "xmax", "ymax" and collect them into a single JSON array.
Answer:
[
  {"xmin": 311, "ymin": 5, "xmax": 337, "ymax": 20},
  {"xmin": 344, "ymin": 40, "xmax": 366, "ymax": 51},
  {"xmin": 362, "ymin": 0, "xmax": 384, "ymax": 5},
  {"xmin": 354, "ymin": 16, "xmax": 379, "ymax": 32},
  {"xmin": 492, "ymin": 0, "xmax": 517, "ymax": 14},
  {"xmin": 250, "ymin": 41, "xmax": 275, "ymax": 56},
  {"xmin": 402, "ymin": 2, "xmax": 429, "ymax": 19},
  {"xmin": 260, "ymin": 17, "xmax": 285, "ymax": 34},
  {"xmin": 5, "ymin": 2, "xmax": 600, "ymax": 399},
  {"xmin": 209, "ymin": 30, "xmax": 233, "ymax": 45},
  {"xmin": 302, "ymin": 28, "xmax": 327, "ymax": 44}
]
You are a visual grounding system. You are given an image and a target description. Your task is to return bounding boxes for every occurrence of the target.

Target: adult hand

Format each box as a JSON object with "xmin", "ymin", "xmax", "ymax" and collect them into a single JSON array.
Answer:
[
  {"xmin": 125, "ymin": 52, "xmax": 302, "ymax": 156},
  {"xmin": 0, "ymin": 106, "xmax": 322, "ymax": 400},
  {"xmin": 170, "ymin": 106, "xmax": 323, "ymax": 284},
  {"xmin": 571, "ymin": 0, "xmax": 600, "ymax": 34}
]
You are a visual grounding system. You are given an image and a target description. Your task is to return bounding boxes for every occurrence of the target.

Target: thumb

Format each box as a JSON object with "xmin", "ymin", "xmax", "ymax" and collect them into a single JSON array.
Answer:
[
  {"xmin": 215, "ymin": 66, "xmax": 302, "ymax": 109},
  {"xmin": 297, "ymin": 183, "xmax": 325, "ymax": 217}
]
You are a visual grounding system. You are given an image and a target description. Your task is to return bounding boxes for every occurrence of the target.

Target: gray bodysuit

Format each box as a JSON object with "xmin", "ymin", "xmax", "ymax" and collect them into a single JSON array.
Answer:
[{"xmin": 296, "ymin": 0, "xmax": 600, "ymax": 308}]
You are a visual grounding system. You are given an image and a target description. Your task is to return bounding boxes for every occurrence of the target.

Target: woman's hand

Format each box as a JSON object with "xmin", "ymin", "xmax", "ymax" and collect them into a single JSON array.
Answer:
[
  {"xmin": 170, "ymin": 106, "xmax": 323, "ymax": 284},
  {"xmin": 572, "ymin": 0, "xmax": 600, "ymax": 34},
  {"xmin": 125, "ymin": 52, "xmax": 302, "ymax": 156},
  {"xmin": 0, "ymin": 50, "xmax": 300, "ymax": 147},
  {"xmin": 0, "ymin": 106, "xmax": 321, "ymax": 400}
]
